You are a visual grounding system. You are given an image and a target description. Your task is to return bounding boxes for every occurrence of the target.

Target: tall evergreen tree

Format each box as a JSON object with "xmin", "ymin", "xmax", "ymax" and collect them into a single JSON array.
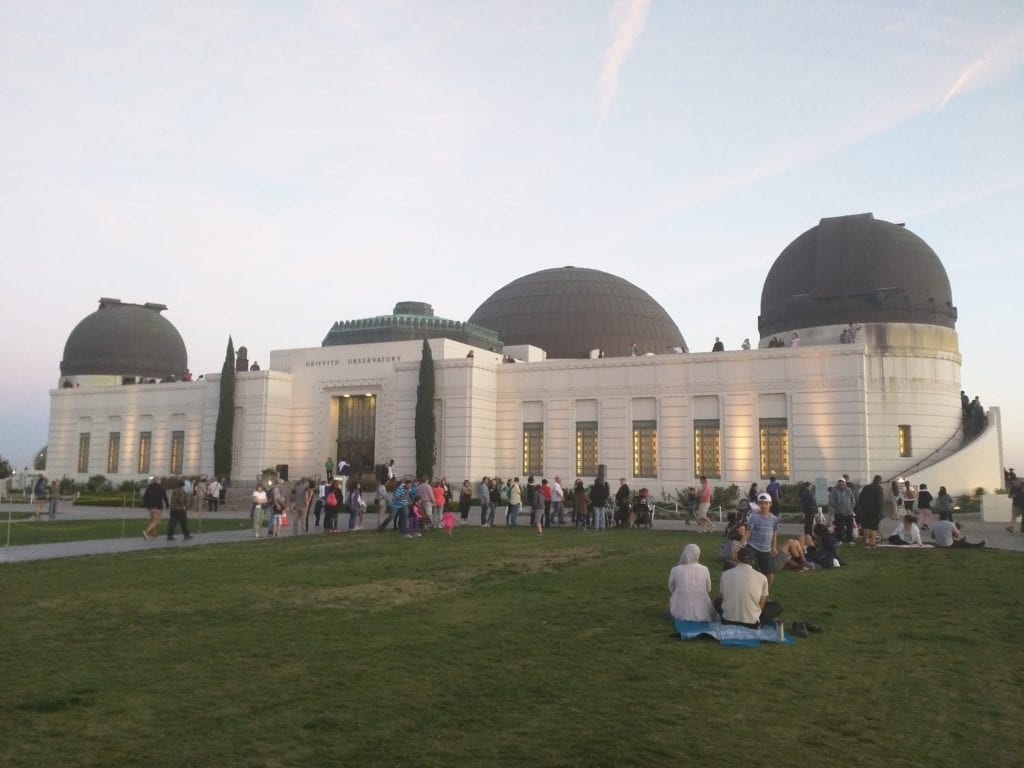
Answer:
[
  {"xmin": 213, "ymin": 336, "xmax": 236, "ymax": 480},
  {"xmin": 415, "ymin": 338, "xmax": 436, "ymax": 479}
]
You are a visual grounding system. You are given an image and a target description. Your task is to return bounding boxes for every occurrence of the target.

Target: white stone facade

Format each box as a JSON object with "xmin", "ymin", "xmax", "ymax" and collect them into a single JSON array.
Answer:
[{"xmin": 46, "ymin": 322, "xmax": 1003, "ymax": 496}]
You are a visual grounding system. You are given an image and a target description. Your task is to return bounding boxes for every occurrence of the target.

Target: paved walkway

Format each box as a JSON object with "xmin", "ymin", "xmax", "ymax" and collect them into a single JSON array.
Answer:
[{"xmin": 1, "ymin": 504, "xmax": 1021, "ymax": 563}]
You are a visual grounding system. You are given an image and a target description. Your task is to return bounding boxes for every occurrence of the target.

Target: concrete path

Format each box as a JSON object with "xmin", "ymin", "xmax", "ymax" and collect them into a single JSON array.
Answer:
[{"xmin": 1, "ymin": 504, "xmax": 1021, "ymax": 564}]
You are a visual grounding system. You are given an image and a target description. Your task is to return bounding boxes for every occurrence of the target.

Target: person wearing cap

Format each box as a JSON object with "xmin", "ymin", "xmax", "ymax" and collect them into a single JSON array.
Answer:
[
  {"xmin": 142, "ymin": 476, "xmax": 168, "ymax": 540},
  {"xmin": 713, "ymin": 546, "xmax": 783, "ymax": 628},
  {"xmin": 829, "ymin": 478, "xmax": 856, "ymax": 545},
  {"xmin": 746, "ymin": 493, "xmax": 780, "ymax": 586}
]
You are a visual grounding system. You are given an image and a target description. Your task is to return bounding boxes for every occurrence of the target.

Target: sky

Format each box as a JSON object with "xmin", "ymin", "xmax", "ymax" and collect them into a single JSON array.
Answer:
[{"xmin": 1, "ymin": 1, "xmax": 1022, "ymax": 474}]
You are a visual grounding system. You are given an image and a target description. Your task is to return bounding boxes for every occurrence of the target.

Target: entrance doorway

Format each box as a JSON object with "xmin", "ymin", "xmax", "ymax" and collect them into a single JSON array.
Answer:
[{"xmin": 335, "ymin": 394, "xmax": 376, "ymax": 478}]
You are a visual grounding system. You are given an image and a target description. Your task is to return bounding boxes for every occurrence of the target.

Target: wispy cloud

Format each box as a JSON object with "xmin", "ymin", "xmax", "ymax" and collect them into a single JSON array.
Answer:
[
  {"xmin": 597, "ymin": 0, "xmax": 651, "ymax": 122},
  {"xmin": 935, "ymin": 23, "xmax": 1024, "ymax": 112}
]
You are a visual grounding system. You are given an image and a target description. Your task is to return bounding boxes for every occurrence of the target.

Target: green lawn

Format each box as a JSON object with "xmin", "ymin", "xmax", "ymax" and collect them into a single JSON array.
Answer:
[
  {"xmin": 0, "ymin": 518, "xmax": 251, "ymax": 546},
  {"xmin": 2, "ymin": 529, "xmax": 1022, "ymax": 767}
]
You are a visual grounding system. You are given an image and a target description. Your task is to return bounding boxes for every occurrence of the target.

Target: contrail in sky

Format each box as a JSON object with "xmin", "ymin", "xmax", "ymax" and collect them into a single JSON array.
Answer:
[
  {"xmin": 597, "ymin": 0, "xmax": 652, "ymax": 122},
  {"xmin": 935, "ymin": 24, "xmax": 1024, "ymax": 112}
]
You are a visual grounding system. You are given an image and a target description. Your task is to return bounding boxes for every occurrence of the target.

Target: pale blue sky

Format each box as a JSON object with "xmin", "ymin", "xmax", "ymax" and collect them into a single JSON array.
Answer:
[{"xmin": 2, "ymin": 1, "xmax": 1022, "ymax": 473}]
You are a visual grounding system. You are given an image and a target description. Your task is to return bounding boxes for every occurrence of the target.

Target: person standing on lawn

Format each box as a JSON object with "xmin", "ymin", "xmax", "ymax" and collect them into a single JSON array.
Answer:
[
  {"xmin": 746, "ymin": 493, "xmax": 780, "ymax": 587},
  {"xmin": 142, "ymin": 476, "xmax": 168, "ymax": 540},
  {"xmin": 829, "ymin": 478, "xmax": 856, "ymax": 545},
  {"xmin": 857, "ymin": 475, "xmax": 885, "ymax": 548}
]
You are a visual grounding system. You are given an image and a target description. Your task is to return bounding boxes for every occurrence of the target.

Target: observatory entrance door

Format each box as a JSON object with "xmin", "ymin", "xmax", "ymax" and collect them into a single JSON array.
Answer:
[{"xmin": 335, "ymin": 395, "xmax": 376, "ymax": 478}]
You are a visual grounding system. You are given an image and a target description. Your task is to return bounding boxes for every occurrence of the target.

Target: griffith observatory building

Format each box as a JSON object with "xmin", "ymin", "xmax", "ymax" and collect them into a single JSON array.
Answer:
[{"xmin": 46, "ymin": 214, "xmax": 1005, "ymax": 495}]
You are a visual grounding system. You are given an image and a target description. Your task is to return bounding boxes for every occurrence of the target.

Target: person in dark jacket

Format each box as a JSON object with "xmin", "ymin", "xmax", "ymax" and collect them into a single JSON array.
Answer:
[
  {"xmin": 857, "ymin": 475, "xmax": 885, "ymax": 548},
  {"xmin": 142, "ymin": 477, "xmax": 168, "ymax": 540},
  {"xmin": 799, "ymin": 481, "xmax": 817, "ymax": 545}
]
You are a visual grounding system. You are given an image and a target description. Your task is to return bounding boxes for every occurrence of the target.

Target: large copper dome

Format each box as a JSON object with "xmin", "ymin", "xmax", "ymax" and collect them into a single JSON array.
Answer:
[
  {"xmin": 759, "ymin": 213, "xmax": 956, "ymax": 337},
  {"xmin": 469, "ymin": 267, "xmax": 686, "ymax": 358},
  {"xmin": 60, "ymin": 299, "xmax": 188, "ymax": 378}
]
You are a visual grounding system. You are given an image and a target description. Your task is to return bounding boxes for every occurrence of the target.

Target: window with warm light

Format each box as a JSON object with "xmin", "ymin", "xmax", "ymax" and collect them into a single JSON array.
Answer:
[
  {"xmin": 633, "ymin": 420, "xmax": 658, "ymax": 477},
  {"xmin": 523, "ymin": 422, "xmax": 544, "ymax": 476},
  {"xmin": 694, "ymin": 420, "xmax": 721, "ymax": 478},
  {"xmin": 170, "ymin": 431, "xmax": 185, "ymax": 474},
  {"xmin": 898, "ymin": 425, "xmax": 912, "ymax": 457},
  {"xmin": 77, "ymin": 433, "xmax": 91, "ymax": 474},
  {"xmin": 576, "ymin": 422, "xmax": 598, "ymax": 477},
  {"xmin": 759, "ymin": 418, "xmax": 790, "ymax": 479},
  {"xmin": 106, "ymin": 432, "xmax": 120, "ymax": 474},
  {"xmin": 138, "ymin": 431, "xmax": 152, "ymax": 474}
]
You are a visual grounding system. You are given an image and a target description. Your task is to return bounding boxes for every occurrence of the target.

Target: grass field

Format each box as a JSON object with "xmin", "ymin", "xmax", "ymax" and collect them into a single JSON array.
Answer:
[
  {"xmin": 0, "ymin": 518, "xmax": 252, "ymax": 546},
  {"xmin": 2, "ymin": 528, "xmax": 1022, "ymax": 767}
]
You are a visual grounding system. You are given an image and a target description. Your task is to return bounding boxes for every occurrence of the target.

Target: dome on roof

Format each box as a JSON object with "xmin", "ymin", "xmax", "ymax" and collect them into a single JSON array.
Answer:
[
  {"xmin": 60, "ymin": 299, "xmax": 188, "ymax": 378},
  {"xmin": 468, "ymin": 267, "xmax": 686, "ymax": 359},
  {"xmin": 759, "ymin": 213, "xmax": 956, "ymax": 337}
]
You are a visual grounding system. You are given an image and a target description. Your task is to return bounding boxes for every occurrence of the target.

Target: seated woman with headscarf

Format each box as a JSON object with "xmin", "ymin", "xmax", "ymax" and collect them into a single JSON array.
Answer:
[{"xmin": 668, "ymin": 543, "xmax": 715, "ymax": 622}]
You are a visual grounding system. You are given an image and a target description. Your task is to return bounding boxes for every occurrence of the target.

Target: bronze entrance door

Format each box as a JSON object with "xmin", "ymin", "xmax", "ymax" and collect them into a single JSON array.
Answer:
[{"xmin": 335, "ymin": 395, "xmax": 376, "ymax": 478}]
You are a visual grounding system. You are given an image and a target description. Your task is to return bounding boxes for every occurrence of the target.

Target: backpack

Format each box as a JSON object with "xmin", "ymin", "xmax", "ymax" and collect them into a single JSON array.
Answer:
[
  {"xmin": 326, "ymin": 491, "xmax": 338, "ymax": 506},
  {"xmin": 171, "ymin": 488, "xmax": 187, "ymax": 513}
]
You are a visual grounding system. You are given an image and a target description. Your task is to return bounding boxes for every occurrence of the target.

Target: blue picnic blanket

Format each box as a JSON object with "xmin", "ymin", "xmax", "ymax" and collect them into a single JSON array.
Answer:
[{"xmin": 673, "ymin": 618, "xmax": 796, "ymax": 647}]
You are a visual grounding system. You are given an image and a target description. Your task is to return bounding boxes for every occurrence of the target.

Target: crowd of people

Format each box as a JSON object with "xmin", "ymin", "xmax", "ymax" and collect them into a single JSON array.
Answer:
[{"xmin": 669, "ymin": 472, "xmax": 989, "ymax": 637}]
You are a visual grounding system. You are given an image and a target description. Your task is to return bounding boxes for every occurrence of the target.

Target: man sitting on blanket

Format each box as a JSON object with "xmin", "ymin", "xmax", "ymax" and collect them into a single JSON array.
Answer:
[
  {"xmin": 713, "ymin": 546, "xmax": 783, "ymax": 628},
  {"xmin": 887, "ymin": 514, "xmax": 923, "ymax": 546}
]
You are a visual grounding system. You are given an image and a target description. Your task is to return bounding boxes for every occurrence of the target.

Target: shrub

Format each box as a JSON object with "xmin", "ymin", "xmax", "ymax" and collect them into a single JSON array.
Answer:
[{"xmin": 86, "ymin": 475, "xmax": 111, "ymax": 492}]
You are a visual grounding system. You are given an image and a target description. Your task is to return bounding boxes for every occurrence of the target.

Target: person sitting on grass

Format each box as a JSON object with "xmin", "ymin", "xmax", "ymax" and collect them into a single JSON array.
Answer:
[
  {"xmin": 931, "ymin": 511, "xmax": 985, "ymax": 548},
  {"xmin": 713, "ymin": 547, "xmax": 783, "ymax": 628},
  {"xmin": 717, "ymin": 524, "xmax": 746, "ymax": 570},
  {"xmin": 887, "ymin": 514, "xmax": 923, "ymax": 546},
  {"xmin": 807, "ymin": 523, "xmax": 840, "ymax": 568},
  {"xmin": 669, "ymin": 543, "xmax": 715, "ymax": 622},
  {"xmin": 772, "ymin": 538, "xmax": 808, "ymax": 571}
]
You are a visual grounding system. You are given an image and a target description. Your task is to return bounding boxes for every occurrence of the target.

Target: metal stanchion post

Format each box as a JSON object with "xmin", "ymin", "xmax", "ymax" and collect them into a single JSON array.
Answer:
[{"xmin": 5, "ymin": 509, "xmax": 11, "ymax": 547}]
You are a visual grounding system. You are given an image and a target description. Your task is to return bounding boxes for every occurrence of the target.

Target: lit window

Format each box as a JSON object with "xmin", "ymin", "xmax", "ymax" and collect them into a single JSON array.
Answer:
[
  {"xmin": 898, "ymin": 425, "xmax": 912, "ymax": 458},
  {"xmin": 107, "ymin": 432, "xmax": 120, "ymax": 474},
  {"xmin": 576, "ymin": 422, "xmax": 598, "ymax": 477},
  {"xmin": 523, "ymin": 422, "xmax": 544, "ymax": 476},
  {"xmin": 170, "ymin": 431, "xmax": 185, "ymax": 474},
  {"xmin": 138, "ymin": 432, "xmax": 152, "ymax": 474},
  {"xmin": 759, "ymin": 419, "xmax": 790, "ymax": 480},
  {"xmin": 694, "ymin": 420, "xmax": 721, "ymax": 479},
  {"xmin": 633, "ymin": 420, "xmax": 658, "ymax": 478},
  {"xmin": 77, "ymin": 433, "xmax": 91, "ymax": 474}
]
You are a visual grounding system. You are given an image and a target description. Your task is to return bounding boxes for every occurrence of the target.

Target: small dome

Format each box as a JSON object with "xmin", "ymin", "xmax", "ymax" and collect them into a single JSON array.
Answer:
[
  {"xmin": 759, "ymin": 213, "xmax": 956, "ymax": 337},
  {"xmin": 60, "ymin": 299, "xmax": 188, "ymax": 378},
  {"xmin": 469, "ymin": 267, "xmax": 686, "ymax": 358}
]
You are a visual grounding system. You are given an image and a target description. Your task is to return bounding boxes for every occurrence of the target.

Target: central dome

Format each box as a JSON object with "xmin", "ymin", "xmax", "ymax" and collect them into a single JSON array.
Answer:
[{"xmin": 469, "ymin": 267, "xmax": 686, "ymax": 359}]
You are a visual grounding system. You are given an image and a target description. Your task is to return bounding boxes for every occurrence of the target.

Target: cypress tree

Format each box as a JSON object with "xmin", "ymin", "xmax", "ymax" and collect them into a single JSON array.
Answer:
[
  {"xmin": 213, "ymin": 336, "xmax": 235, "ymax": 480},
  {"xmin": 415, "ymin": 338, "xmax": 436, "ymax": 478}
]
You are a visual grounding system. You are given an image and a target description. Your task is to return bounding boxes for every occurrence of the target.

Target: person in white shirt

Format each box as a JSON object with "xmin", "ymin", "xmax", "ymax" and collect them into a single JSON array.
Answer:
[
  {"xmin": 713, "ymin": 547, "xmax": 783, "ymax": 628},
  {"xmin": 550, "ymin": 476, "xmax": 565, "ymax": 525},
  {"xmin": 887, "ymin": 514, "xmax": 923, "ymax": 546},
  {"xmin": 668, "ymin": 544, "xmax": 714, "ymax": 622}
]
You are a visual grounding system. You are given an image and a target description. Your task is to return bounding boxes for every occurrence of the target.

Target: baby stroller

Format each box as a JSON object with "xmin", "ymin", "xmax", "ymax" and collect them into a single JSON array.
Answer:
[
  {"xmin": 634, "ymin": 489, "xmax": 654, "ymax": 528},
  {"xmin": 405, "ymin": 500, "xmax": 433, "ymax": 537},
  {"xmin": 735, "ymin": 498, "xmax": 752, "ymax": 526}
]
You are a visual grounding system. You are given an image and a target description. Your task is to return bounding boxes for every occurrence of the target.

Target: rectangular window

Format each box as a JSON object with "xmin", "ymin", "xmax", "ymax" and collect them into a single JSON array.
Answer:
[
  {"xmin": 170, "ymin": 431, "xmax": 185, "ymax": 474},
  {"xmin": 106, "ymin": 432, "xmax": 120, "ymax": 474},
  {"xmin": 759, "ymin": 418, "xmax": 790, "ymax": 480},
  {"xmin": 522, "ymin": 422, "xmax": 544, "ymax": 476},
  {"xmin": 632, "ymin": 420, "xmax": 658, "ymax": 478},
  {"xmin": 138, "ymin": 431, "xmax": 152, "ymax": 474},
  {"xmin": 575, "ymin": 421, "xmax": 598, "ymax": 477},
  {"xmin": 694, "ymin": 420, "xmax": 721, "ymax": 479},
  {"xmin": 77, "ymin": 433, "xmax": 91, "ymax": 474},
  {"xmin": 898, "ymin": 425, "xmax": 912, "ymax": 458}
]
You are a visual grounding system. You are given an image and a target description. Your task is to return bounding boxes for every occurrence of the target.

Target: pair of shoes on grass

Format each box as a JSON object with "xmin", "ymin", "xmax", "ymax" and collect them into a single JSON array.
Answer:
[{"xmin": 789, "ymin": 620, "xmax": 823, "ymax": 638}]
